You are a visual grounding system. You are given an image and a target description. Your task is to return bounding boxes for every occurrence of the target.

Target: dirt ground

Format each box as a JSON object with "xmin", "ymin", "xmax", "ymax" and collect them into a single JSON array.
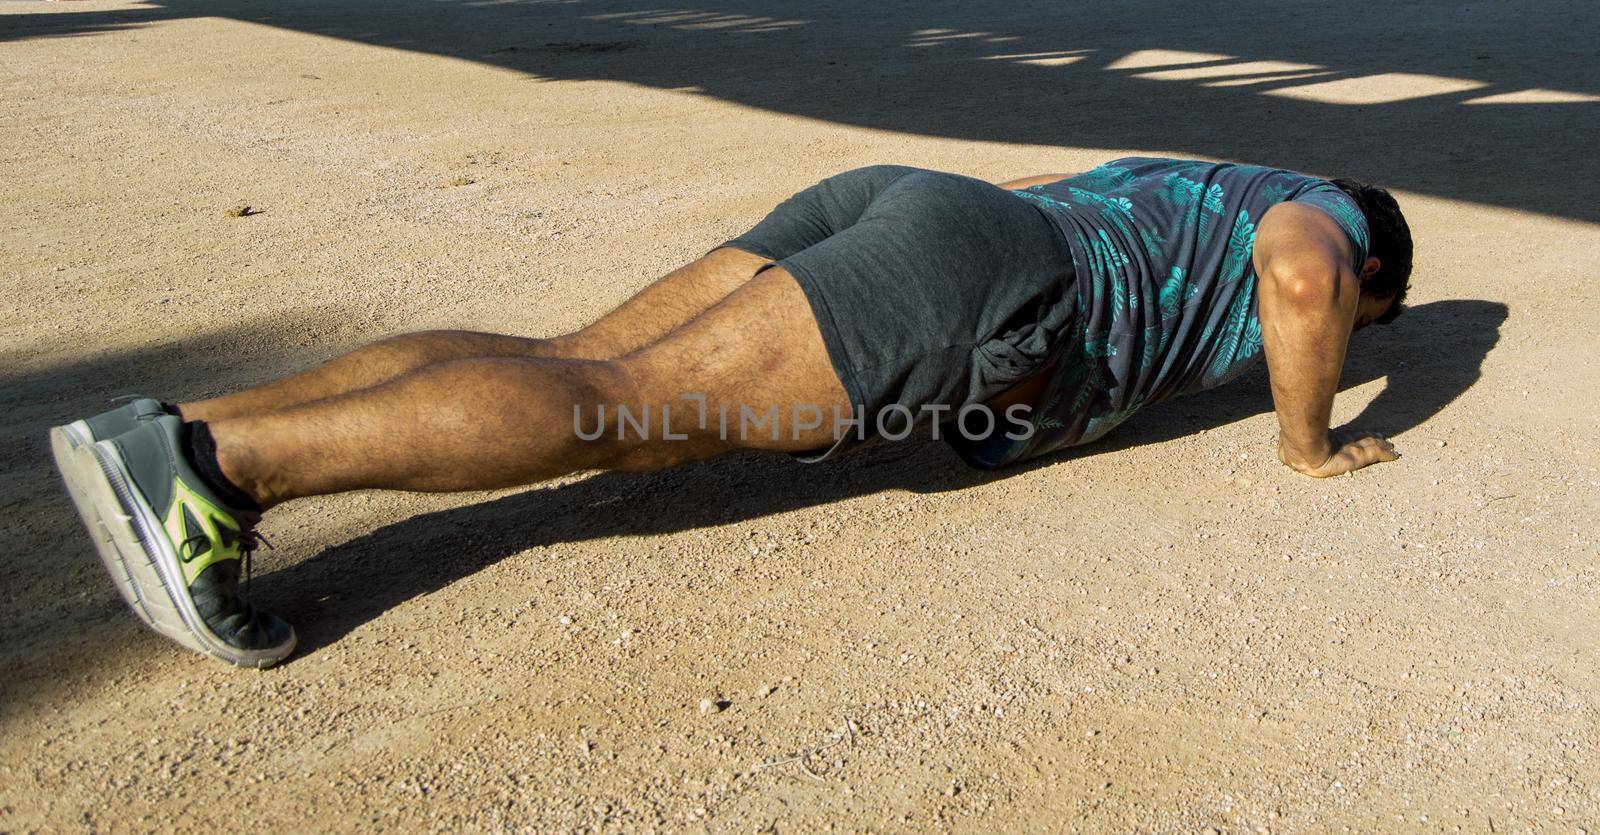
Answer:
[{"xmin": 3, "ymin": 0, "xmax": 1598, "ymax": 830}]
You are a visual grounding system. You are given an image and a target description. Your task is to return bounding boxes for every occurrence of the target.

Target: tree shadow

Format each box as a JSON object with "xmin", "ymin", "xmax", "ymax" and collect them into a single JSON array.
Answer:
[
  {"xmin": 3, "ymin": 0, "xmax": 1595, "ymax": 223},
  {"xmin": 266, "ymin": 298, "xmax": 1507, "ymax": 656}
]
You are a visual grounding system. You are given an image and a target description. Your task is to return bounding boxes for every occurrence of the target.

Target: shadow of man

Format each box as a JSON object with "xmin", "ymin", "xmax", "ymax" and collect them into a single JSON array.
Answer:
[{"xmin": 267, "ymin": 299, "xmax": 1508, "ymax": 656}]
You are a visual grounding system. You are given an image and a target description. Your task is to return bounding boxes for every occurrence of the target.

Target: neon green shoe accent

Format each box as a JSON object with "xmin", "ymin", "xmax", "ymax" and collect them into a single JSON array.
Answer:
[
  {"xmin": 159, "ymin": 475, "xmax": 248, "ymax": 587},
  {"xmin": 70, "ymin": 414, "xmax": 293, "ymax": 665}
]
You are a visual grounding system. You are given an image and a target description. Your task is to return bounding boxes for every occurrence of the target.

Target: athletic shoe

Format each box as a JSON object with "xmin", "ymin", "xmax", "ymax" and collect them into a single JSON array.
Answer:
[
  {"xmin": 49, "ymin": 398, "xmax": 171, "ymax": 621},
  {"xmin": 57, "ymin": 397, "xmax": 170, "ymax": 449},
  {"xmin": 56, "ymin": 415, "xmax": 296, "ymax": 667}
]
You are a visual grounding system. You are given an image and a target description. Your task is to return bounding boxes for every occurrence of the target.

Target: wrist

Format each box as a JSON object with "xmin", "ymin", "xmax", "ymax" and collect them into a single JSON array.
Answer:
[{"xmin": 1277, "ymin": 436, "xmax": 1332, "ymax": 472}]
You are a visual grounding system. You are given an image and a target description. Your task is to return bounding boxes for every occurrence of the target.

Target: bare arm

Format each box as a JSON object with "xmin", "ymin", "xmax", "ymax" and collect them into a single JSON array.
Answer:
[
  {"xmin": 1254, "ymin": 202, "xmax": 1398, "ymax": 477},
  {"xmin": 996, "ymin": 173, "xmax": 1074, "ymax": 190}
]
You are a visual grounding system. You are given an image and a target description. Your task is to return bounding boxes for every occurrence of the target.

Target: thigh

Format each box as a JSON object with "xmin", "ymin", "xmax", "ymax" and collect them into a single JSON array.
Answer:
[
  {"xmin": 548, "ymin": 246, "xmax": 769, "ymax": 360},
  {"xmin": 620, "ymin": 267, "xmax": 850, "ymax": 456}
]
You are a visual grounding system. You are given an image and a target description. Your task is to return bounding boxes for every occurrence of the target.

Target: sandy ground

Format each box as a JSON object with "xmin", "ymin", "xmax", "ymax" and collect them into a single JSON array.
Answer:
[{"xmin": 3, "ymin": 0, "xmax": 1599, "ymax": 830}]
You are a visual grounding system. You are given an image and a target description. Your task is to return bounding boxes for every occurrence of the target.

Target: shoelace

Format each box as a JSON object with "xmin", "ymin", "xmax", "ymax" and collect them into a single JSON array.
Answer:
[
  {"xmin": 238, "ymin": 531, "xmax": 273, "ymax": 596},
  {"xmin": 178, "ymin": 530, "xmax": 273, "ymax": 596}
]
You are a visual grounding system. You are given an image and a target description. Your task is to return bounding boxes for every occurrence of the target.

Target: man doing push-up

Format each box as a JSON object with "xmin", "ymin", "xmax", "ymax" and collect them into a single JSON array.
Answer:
[{"xmin": 51, "ymin": 157, "xmax": 1412, "ymax": 667}]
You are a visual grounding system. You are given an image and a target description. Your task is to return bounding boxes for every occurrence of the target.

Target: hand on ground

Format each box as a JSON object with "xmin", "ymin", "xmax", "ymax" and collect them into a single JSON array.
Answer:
[{"xmin": 1281, "ymin": 427, "xmax": 1399, "ymax": 478}]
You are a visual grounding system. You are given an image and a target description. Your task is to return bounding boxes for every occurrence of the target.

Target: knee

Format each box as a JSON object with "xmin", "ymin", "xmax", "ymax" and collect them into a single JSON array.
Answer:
[
  {"xmin": 572, "ymin": 356, "xmax": 721, "ymax": 467},
  {"xmin": 543, "ymin": 329, "xmax": 634, "ymax": 362},
  {"xmin": 384, "ymin": 329, "xmax": 472, "ymax": 347},
  {"xmin": 382, "ymin": 329, "xmax": 552, "ymax": 364},
  {"xmin": 603, "ymin": 355, "xmax": 727, "ymax": 444},
  {"xmin": 368, "ymin": 330, "xmax": 471, "ymax": 367}
]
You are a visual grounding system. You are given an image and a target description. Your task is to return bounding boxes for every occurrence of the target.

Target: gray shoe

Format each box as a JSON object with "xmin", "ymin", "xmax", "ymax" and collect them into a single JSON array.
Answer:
[
  {"xmin": 54, "ymin": 415, "xmax": 296, "ymax": 668},
  {"xmin": 58, "ymin": 397, "xmax": 170, "ymax": 449},
  {"xmin": 50, "ymin": 398, "xmax": 171, "ymax": 622}
]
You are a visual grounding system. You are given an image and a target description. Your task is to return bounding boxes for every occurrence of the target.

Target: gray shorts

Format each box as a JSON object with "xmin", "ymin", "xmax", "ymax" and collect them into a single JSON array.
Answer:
[{"xmin": 721, "ymin": 165, "xmax": 1078, "ymax": 464}]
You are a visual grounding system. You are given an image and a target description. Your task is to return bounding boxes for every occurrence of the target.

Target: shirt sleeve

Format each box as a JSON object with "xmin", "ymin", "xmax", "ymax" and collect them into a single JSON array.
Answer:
[{"xmin": 1291, "ymin": 184, "xmax": 1371, "ymax": 271}]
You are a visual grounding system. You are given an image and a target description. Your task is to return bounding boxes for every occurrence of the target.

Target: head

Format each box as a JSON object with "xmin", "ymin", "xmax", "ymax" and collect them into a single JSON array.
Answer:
[{"xmin": 1332, "ymin": 178, "xmax": 1413, "ymax": 330}]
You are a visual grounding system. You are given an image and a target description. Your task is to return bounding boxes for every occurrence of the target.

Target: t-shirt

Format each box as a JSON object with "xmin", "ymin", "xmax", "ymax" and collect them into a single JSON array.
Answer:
[{"xmin": 966, "ymin": 156, "xmax": 1370, "ymax": 467}]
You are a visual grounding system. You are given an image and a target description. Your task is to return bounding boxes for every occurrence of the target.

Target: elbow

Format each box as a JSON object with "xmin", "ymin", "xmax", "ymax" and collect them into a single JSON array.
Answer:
[{"xmin": 1270, "ymin": 267, "xmax": 1344, "ymax": 308}]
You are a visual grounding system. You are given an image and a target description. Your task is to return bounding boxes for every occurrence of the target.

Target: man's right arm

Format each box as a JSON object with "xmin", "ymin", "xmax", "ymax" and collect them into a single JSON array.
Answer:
[{"xmin": 1254, "ymin": 203, "xmax": 1399, "ymax": 478}]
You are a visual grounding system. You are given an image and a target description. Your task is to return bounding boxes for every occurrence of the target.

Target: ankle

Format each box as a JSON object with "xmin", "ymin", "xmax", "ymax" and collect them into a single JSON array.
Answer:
[
  {"xmin": 174, "ymin": 400, "xmax": 210, "ymax": 422},
  {"xmin": 216, "ymin": 438, "xmax": 274, "ymax": 511},
  {"xmin": 184, "ymin": 420, "xmax": 269, "ymax": 513}
]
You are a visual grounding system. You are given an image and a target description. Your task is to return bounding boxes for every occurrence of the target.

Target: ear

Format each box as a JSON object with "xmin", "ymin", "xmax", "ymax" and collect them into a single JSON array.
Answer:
[{"xmin": 1357, "ymin": 256, "xmax": 1382, "ymax": 284}]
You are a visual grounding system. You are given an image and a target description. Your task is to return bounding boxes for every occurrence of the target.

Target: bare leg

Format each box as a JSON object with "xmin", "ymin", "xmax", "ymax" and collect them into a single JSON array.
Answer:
[
  {"xmin": 209, "ymin": 269, "xmax": 847, "ymax": 508},
  {"xmin": 181, "ymin": 247, "xmax": 770, "ymax": 422}
]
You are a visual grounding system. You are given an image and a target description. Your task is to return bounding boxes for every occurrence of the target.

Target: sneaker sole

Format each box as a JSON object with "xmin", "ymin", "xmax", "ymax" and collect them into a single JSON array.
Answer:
[
  {"xmin": 61, "ymin": 436, "xmax": 295, "ymax": 668},
  {"xmin": 51, "ymin": 424, "xmax": 156, "ymax": 627}
]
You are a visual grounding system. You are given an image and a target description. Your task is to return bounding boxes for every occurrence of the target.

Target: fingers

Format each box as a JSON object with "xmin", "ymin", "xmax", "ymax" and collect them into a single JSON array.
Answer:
[
  {"xmin": 1289, "ymin": 430, "xmax": 1400, "ymax": 477},
  {"xmin": 1301, "ymin": 436, "xmax": 1399, "ymax": 477},
  {"xmin": 1333, "ymin": 428, "xmax": 1398, "ymax": 458},
  {"xmin": 1348, "ymin": 435, "xmax": 1399, "ymax": 468}
]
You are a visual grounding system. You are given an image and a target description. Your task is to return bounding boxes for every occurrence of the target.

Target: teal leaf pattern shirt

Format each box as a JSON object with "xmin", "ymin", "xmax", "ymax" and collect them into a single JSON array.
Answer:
[{"xmin": 990, "ymin": 157, "xmax": 1370, "ymax": 466}]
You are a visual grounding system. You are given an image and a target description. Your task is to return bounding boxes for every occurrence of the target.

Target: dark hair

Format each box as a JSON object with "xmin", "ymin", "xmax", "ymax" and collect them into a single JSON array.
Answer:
[{"xmin": 1331, "ymin": 178, "xmax": 1412, "ymax": 324}]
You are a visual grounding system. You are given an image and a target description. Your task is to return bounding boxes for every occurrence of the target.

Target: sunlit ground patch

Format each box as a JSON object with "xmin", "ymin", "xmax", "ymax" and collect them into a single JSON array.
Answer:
[
  {"xmin": 1264, "ymin": 73, "xmax": 1487, "ymax": 104},
  {"xmin": 1461, "ymin": 88, "xmax": 1600, "ymax": 105},
  {"xmin": 1104, "ymin": 49, "xmax": 1233, "ymax": 70},
  {"xmin": 1132, "ymin": 60, "xmax": 1321, "ymax": 82}
]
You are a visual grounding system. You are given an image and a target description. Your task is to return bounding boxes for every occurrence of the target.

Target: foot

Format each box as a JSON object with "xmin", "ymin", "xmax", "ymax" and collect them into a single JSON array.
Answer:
[{"xmin": 54, "ymin": 414, "xmax": 296, "ymax": 667}]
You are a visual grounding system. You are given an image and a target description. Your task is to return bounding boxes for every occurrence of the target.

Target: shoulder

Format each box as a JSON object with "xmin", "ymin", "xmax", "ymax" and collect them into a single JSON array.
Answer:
[
  {"xmin": 1273, "ymin": 184, "xmax": 1371, "ymax": 265},
  {"xmin": 1255, "ymin": 202, "xmax": 1359, "ymax": 281},
  {"xmin": 1260, "ymin": 199, "xmax": 1349, "ymax": 234}
]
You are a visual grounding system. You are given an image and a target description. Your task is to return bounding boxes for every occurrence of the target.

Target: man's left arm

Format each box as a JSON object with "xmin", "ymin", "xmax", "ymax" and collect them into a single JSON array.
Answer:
[{"xmin": 1254, "ymin": 203, "xmax": 1398, "ymax": 478}]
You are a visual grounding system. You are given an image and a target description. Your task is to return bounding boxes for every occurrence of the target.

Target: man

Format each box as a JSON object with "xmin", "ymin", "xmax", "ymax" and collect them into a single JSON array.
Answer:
[{"xmin": 51, "ymin": 157, "xmax": 1411, "ymax": 668}]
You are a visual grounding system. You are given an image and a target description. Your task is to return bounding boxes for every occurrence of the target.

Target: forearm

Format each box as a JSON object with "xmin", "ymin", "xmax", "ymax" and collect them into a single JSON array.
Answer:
[{"xmin": 1259, "ymin": 269, "xmax": 1359, "ymax": 470}]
